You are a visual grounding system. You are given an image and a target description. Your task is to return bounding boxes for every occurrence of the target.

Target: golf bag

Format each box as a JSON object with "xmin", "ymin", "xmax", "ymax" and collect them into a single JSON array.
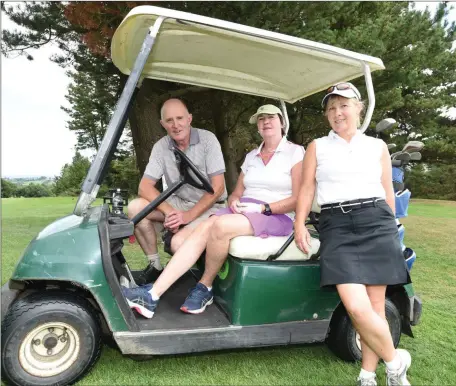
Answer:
[{"xmin": 393, "ymin": 169, "xmax": 415, "ymax": 271}]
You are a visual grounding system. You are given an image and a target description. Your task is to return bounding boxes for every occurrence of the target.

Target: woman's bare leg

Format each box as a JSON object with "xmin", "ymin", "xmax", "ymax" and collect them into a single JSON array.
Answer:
[
  {"xmin": 152, "ymin": 216, "xmax": 217, "ymax": 296},
  {"xmin": 360, "ymin": 285, "xmax": 388, "ymax": 372},
  {"xmin": 337, "ymin": 283, "xmax": 396, "ymax": 362},
  {"xmin": 199, "ymin": 214, "xmax": 254, "ymax": 288}
]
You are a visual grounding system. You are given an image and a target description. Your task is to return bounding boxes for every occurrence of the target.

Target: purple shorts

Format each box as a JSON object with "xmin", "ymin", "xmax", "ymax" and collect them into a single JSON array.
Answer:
[{"xmin": 213, "ymin": 197, "xmax": 293, "ymax": 238}]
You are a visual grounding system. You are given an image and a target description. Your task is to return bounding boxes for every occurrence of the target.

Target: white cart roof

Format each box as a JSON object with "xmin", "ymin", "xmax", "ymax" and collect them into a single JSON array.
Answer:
[{"xmin": 111, "ymin": 5, "xmax": 385, "ymax": 103}]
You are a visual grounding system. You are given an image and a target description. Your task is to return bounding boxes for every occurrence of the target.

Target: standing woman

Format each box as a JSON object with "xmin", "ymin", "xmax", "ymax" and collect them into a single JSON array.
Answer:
[{"xmin": 294, "ymin": 83, "xmax": 412, "ymax": 386}]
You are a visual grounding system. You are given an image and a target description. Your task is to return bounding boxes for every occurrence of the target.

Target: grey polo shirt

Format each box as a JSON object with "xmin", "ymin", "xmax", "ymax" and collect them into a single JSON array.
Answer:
[{"xmin": 144, "ymin": 127, "xmax": 227, "ymax": 203}]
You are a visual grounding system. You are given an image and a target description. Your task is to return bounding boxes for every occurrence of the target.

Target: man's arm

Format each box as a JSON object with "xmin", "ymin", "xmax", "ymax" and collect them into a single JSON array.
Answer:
[
  {"xmin": 186, "ymin": 173, "xmax": 225, "ymax": 220},
  {"xmin": 164, "ymin": 173, "xmax": 225, "ymax": 229},
  {"xmin": 138, "ymin": 177, "xmax": 175, "ymax": 216}
]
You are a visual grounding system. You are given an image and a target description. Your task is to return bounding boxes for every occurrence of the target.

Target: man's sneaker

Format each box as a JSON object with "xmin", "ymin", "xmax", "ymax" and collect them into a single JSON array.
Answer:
[
  {"xmin": 386, "ymin": 349, "xmax": 412, "ymax": 386},
  {"xmin": 122, "ymin": 284, "xmax": 157, "ymax": 319},
  {"xmin": 132, "ymin": 263, "xmax": 163, "ymax": 285},
  {"xmin": 180, "ymin": 283, "xmax": 213, "ymax": 314},
  {"xmin": 357, "ymin": 376, "xmax": 377, "ymax": 386}
]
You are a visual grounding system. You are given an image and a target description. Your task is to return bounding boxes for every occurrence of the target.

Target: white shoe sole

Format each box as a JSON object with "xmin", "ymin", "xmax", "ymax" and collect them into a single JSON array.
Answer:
[
  {"xmin": 126, "ymin": 299, "xmax": 154, "ymax": 319},
  {"xmin": 180, "ymin": 297, "xmax": 213, "ymax": 314}
]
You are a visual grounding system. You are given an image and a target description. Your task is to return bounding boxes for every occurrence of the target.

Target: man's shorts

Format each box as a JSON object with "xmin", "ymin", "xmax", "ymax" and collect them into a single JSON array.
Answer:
[{"xmin": 153, "ymin": 194, "xmax": 226, "ymax": 233}]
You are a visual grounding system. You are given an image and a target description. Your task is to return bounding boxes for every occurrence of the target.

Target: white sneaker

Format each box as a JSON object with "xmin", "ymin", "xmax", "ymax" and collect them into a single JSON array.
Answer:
[
  {"xmin": 357, "ymin": 376, "xmax": 377, "ymax": 386},
  {"xmin": 386, "ymin": 349, "xmax": 412, "ymax": 386}
]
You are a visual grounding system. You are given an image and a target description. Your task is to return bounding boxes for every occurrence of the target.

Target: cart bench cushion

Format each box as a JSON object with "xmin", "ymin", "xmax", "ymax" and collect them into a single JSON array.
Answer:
[
  {"xmin": 229, "ymin": 234, "xmax": 320, "ymax": 261},
  {"xmin": 229, "ymin": 195, "xmax": 321, "ymax": 261}
]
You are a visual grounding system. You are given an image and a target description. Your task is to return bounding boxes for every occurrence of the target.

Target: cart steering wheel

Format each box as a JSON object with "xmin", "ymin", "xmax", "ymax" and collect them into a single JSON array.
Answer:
[{"xmin": 173, "ymin": 147, "xmax": 214, "ymax": 194}]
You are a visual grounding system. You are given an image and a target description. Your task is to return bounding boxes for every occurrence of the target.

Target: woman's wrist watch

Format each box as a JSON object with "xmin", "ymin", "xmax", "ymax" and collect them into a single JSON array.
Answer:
[{"xmin": 262, "ymin": 203, "xmax": 272, "ymax": 216}]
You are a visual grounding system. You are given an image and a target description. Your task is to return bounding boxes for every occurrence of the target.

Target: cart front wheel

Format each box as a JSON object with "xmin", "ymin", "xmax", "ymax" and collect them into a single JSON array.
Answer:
[{"xmin": 1, "ymin": 292, "xmax": 102, "ymax": 386}]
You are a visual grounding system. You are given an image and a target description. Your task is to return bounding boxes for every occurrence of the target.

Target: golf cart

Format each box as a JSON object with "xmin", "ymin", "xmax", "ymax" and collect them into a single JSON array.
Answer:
[{"xmin": 1, "ymin": 6, "xmax": 422, "ymax": 386}]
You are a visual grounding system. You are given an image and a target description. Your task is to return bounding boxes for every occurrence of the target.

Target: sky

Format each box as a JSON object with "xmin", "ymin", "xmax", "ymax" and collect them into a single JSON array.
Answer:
[{"xmin": 1, "ymin": 2, "xmax": 455, "ymax": 178}]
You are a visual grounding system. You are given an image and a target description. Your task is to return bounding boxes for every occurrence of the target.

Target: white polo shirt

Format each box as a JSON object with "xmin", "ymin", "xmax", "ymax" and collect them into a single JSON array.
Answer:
[
  {"xmin": 315, "ymin": 130, "xmax": 386, "ymax": 205},
  {"xmin": 241, "ymin": 137, "xmax": 305, "ymax": 216}
]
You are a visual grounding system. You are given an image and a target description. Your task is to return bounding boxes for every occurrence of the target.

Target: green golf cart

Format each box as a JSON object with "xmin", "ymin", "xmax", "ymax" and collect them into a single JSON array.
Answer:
[{"xmin": 1, "ymin": 6, "xmax": 422, "ymax": 386}]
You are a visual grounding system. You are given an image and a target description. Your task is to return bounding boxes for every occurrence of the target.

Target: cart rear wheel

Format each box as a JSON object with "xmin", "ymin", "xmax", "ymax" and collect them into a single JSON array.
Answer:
[
  {"xmin": 326, "ymin": 297, "xmax": 401, "ymax": 362},
  {"xmin": 1, "ymin": 292, "xmax": 102, "ymax": 386}
]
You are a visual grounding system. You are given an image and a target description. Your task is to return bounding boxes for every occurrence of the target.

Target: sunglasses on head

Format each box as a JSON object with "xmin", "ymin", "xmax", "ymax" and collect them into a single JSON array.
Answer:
[{"xmin": 326, "ymin": 83, "xmax": 361, "ymax": 99}]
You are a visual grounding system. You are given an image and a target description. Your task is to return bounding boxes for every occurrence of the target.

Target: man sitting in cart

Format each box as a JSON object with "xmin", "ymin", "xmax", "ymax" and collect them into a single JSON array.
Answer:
[
  {"xmin": 123, "ymin": 104, "xmax": 305, "ymax": 318},
  {"xmin": 128, "ymin": 98, "xmax": 227, "ymax": 285}
]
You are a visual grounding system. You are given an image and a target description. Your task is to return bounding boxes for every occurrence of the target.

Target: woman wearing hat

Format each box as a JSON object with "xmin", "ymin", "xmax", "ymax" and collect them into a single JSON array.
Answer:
[
  {"xmin": 122, "ymin": 104, "xmax": 305, "ymax": 317},
  {"xmin": 294, "ymin": 83, "xmax": 412, "ymax": 386}
]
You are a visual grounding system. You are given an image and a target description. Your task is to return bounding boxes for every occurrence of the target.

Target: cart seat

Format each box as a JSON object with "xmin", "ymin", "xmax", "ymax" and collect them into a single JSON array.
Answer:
[
  {"xmin": 228, "ymin": 234, "xmax": 320, "ymax": 261},
  {"xmin": 228, "ymin": 194, "xmax": 321, "ymax": 261}
]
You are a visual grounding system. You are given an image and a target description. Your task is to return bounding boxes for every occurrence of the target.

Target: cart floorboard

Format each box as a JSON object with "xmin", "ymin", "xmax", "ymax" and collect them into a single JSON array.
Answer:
[{"xmin": 136, "ymin": 271, "xmax": 230, "ymax": 331}]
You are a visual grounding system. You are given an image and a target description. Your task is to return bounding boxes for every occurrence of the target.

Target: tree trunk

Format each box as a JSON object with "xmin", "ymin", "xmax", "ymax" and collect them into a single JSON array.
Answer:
[
  {"xmin": 220, "ymin": 134, "xmax": 238, "ymax": 194},
  {"xmin": 128, "ymin": 79, "xmax": 166, "ymax": 177},
  {"xmin": 210, "ymin": 91, "xmax": 238, "ymax": 194}
]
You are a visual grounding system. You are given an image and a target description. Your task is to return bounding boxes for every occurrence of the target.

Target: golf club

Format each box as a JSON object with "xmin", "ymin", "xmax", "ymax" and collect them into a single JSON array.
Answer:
[
  {"xmin": 403, "ymin": 140, "xmax": 424, "ymax": 153},
  {"xmin": 388, "ymin": 143, "xmax": 397, "ymax": 150},
  {"xmin": 409, "ymin": 152, "xmax": 422, "ymax": 161},
  {"xmin": 375, "ymin": 118, "xmax": 397, "ymax": 133}
]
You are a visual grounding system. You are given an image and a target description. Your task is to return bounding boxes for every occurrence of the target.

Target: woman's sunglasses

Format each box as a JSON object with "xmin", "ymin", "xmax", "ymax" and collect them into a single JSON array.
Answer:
[{"xmin": 326, "ymin": 83, "xmax": 361, "ymax": 99}]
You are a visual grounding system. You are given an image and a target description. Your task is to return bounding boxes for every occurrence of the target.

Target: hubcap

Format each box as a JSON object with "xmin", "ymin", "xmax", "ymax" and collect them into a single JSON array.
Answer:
[
  {"xmin": 356, "ymin": 332, "xmax": 361, "ymax": 351},
  {"xmin": 19, "ymin": 322, "xmax": 80, "ymax": 377}
]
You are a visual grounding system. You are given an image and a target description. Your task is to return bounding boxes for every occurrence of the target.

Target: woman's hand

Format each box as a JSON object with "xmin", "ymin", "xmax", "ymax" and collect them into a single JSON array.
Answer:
[
  {"xmin": 237, "ymin": 202, "xmax": 263, "ymax": 214},
  {"xmin": 229, "ymin": 198, "xmax": 242, "ymax": 214},
  {"xmin": 295, "ymin": 223, "xmax": 312, "ymax": 254}
]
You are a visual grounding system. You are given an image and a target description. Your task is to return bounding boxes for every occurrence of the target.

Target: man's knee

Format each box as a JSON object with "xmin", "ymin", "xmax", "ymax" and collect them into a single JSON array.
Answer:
[{"xmin": 128, "ymin": 197, "xmax": 149, "ymax": 219}]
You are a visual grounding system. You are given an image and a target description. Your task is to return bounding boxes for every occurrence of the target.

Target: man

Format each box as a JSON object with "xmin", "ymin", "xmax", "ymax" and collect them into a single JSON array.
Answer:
[{"xmin": 128, "ymin": 98, "xmax": 227, "ymax": 285}]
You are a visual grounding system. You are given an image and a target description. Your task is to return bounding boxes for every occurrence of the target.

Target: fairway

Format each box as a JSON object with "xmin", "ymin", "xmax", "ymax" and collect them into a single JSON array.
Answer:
[{"xmin": 1, "ymin": 197, "xmax": 455, "ymax": 385}]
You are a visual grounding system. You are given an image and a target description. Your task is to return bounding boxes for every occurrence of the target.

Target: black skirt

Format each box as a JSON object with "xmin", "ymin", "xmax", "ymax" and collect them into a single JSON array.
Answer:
[{"xmin": 318, "ymin": 199, "xmax": 411, "ymax": 287}]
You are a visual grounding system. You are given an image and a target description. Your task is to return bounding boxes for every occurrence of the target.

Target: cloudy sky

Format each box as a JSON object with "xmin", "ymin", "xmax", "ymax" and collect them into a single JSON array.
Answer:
[{"xmin": 1, "ymin": 2, "xmax": 455, "ymax": 178}]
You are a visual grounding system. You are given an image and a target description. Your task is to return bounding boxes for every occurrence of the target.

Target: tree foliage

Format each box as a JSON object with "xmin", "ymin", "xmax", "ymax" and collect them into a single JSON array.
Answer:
[
  {"xmin": 1, "ymin": 178, "xmax": 18, "ymax": 198},
  {"xmin": 16, "ymin": 183, "xmax": 52, "ymax": 198},
  {"xmin": 1, "ymin": 179, "xmax": 53, "ymax": 198},
  {"xmin": 2, "ymin": 1, "xmax": 455, "ymax": 198},
  {"xmin": 53, "ymin": 151, "xmax": 91, "ymax": 196},
  {"xmin": 61, "ymin": 68, "xmax": 120, "ymax": 152}
]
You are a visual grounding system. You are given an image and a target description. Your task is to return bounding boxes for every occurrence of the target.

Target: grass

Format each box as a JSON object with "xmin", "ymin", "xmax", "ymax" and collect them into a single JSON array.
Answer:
[{"xmin": 1, "ymin": 197, "xmax": 456, "ymax": 385}]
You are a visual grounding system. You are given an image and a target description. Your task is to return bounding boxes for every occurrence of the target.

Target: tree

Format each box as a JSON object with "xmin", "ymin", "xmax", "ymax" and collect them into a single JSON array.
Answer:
[
  {"xmin": 1, "ymin": 178, "xmax": 18, "ymax": 198},
  {"xmin": 16, "ymin": 183, "xmax": 52, "ymax": 198},
  {"xmin": 3, "ymin": 2, "xmax": 455, "ymax": 196},
  {"xmin": 53, "ymin": 151, "xmax": 91, "ymax": 196},
  {"xmin": 61, "ymin": 69, "xmax": 120, "ymax": 152}
]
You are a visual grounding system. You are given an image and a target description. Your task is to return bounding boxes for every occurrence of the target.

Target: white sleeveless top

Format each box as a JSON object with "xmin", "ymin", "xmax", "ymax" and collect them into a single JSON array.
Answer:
[{"xmin": 315, "ymin": 130, "xmax": 386, "ymax": 205}]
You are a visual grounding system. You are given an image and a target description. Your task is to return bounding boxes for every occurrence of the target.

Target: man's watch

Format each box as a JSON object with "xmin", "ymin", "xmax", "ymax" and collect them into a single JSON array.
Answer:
[{"xmin": 263, "ymin": 203, "xmax": 272, "ymax": 216}]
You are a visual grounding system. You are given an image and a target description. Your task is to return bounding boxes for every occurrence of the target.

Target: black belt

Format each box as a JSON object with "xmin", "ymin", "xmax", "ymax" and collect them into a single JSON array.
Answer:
[
  {"xmin": 216, "ymin": 200, "xmax": 226, "ymax": 204},
  {"xmin": 321, "ymin": 197, "xmax": 384, "ymax": 214}
]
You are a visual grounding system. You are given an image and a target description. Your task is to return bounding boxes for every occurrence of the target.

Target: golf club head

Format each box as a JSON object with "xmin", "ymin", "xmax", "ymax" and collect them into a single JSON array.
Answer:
[
  {"xmin": 387, "ymin": 143, "xmax": 397, "ymax": 151},
  {"xmin": 409, "ymin": 152, "xmax": 422, "ymax": 161},
  {"xmin": 402, "ymin": 140, "xmax": 424, "ymax": 153},
  {"xmin": 393, "ymin": 152, "xmax": 412, "ymax": 162},
  {"xmin": 390, "ymin": 151, "xmax": 401, "ymax": 159},
  {"xmin": 375, "ymin": 118, "xmax": 397, "ymax": 133},
  {"xmin": 391, "ymin": 159, "xmax": 402, "ymax": 167}
]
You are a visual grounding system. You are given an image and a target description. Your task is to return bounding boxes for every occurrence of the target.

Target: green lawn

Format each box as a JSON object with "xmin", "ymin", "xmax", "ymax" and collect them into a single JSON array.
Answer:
[{"xmin": 1, "ymin": 197, "xmax": 456, "ymax": 385}]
